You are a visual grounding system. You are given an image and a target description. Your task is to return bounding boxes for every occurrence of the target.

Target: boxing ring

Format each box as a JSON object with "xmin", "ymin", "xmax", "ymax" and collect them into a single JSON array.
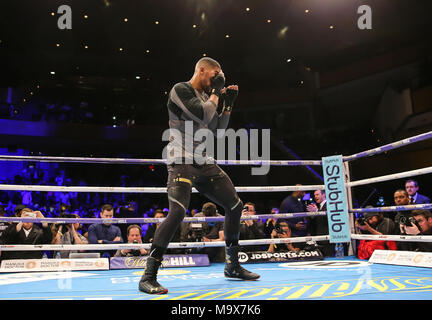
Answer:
[{"xmin": 0, "ymin": 130, "xmax": 432, "ymax": 301}]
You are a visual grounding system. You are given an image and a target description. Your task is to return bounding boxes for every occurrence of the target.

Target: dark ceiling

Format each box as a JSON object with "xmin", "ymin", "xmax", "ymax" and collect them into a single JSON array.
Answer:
[{"xmin": 1, "ymin": 0, "xmax": 432, "ymax": 104}]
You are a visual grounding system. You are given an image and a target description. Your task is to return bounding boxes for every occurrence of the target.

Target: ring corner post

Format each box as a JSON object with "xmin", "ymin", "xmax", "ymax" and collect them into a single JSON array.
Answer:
[{"xmin": 343, "ymin": 160, "xmax": 356, "ymax": 256}]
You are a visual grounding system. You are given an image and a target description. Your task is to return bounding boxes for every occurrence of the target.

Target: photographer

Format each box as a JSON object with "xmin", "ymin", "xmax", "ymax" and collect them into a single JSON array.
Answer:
[
  {"xmin": 355, "ymin": 212, "xmax": 398, "ymax": 259},
  {"xmin": 0, "ymin": 207, "xmax": 52, "ymax": 260},
  {"xmin": 267, "ymin": 221, "xmax": 299, "ymax": 253},
  {"xmin": 394, "ymin": 210, "xmax": 432, "ymax": 252},
  {"xmin": 114, "ymin": 225, "xmax": 148, "ymax": 257},
  {"xmin": 186, "ymin": 202, "xmax": 225, "ymax": 262},
  {"xmin": 51, "ymin": 213, "xmax": 88, "ymax": 258},
  {"xmin": 239, "ymin": 202, "xmax": 266, "ymax": 252}
]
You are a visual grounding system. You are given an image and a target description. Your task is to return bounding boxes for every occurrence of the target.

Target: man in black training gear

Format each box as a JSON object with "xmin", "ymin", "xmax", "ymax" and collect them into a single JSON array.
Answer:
[{"xmin": 139, "ymin": 57, "xmax": 260, "ymax": 294}]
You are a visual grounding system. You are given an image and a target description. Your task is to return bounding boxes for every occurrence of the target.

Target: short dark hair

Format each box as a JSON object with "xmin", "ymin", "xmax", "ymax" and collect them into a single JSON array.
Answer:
[
  {"xmin": 154, "ymin": 209, "xmax": 165, "ymax": 217},
  {"xmin": 412, "ymin": 209, "xmax": 432, "ymax": 219},
  {"xmin": 202, "ymin": 202, "xmax": 217, "ymax": 216},
  {"xmin": 196, "ymin": 57, "xmax": 221, "ymax": 69},
  {"xmin": 244, "ymin": 202, "xmax": 256, "ymax": 211},
  {"xmin": 101, "ymin": 204, "xmax": 114, "ymax": 212},
  {"xmin": 127, "ymin": 224, "xmax": 142, "ymax": 236},
  {"xmin": 405, "ymin": 179, "xmax": 418, "ymax": 187},
  {"xmin": 394, "ymin": 189, "xmax": 408, "ymax": 196}
]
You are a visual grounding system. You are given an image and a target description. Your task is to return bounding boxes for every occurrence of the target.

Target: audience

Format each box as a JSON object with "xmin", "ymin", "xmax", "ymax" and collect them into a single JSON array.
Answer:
[
  {"xmin": 185, "ymin": 202, "xmax": 225, "ymax": 262},
  {"xmin": 267, "ymin": 221, "xmax": 299, "ymax": 253},
  {"xmin": 405, "ymin": 179, "xmax": 431, "ymax": 204},
  {"xmin": 0, "ymin": 162, "xmax": 431, "ymax": 263},
  {"xmin": 88, "ymin": 204, "xmax": 123, "ymax": 257},
  {"xmin": 239, "ymin": 202, "xmax": 266, "ymax": 252},
  {"xmin": 51, "ymin": 213, "xmax": 88, "ymax": 258},
  {"xmin": 0, "ymin": 208, "xmax": 52, "ymax": 260},
  {"xmin": 114, "ymin": 224, "xmax": 148, "ymax": 257}
]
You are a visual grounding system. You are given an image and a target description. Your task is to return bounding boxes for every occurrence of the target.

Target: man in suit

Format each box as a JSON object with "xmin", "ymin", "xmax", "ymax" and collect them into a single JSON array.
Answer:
[
  {"xmin": 0, "ymin": 207, "xmax": 52, "ymax": 260},
  {"xmin": 405, "ymin": 179, "xmax": 430, "ymax": 204},
  {"xmin": 306, "ymin": 189, "xmax": 335, "ymax": 257}
]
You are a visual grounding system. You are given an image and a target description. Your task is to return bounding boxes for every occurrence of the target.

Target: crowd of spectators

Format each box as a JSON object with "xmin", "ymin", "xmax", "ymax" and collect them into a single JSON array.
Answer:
[{"xmin": 0, "ymin": 169, "xmax": 431, "ymax": 263}]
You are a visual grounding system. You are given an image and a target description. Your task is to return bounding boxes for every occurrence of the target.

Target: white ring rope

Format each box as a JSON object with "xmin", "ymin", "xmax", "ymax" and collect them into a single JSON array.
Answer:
[
  {"xmin": 343, "ymin": 131, "xmax": 432, "ymax": 162},
  {"xmin": 348, "ymin": 166, "xmax": 432, "ymax": 188},
  {"xmin": 0, "ymin": 211, "xmax": 327, "ymax": 225},
  {"xmin": 351, "ymin": 234, "xmax": 432, "ymax": 243},
  {"xmin": 0, "ymin": 235, "xmax": 331, "ymax": 251},
  {"xmin": 0, "ymin": 155, "xmax": 322, "ymax": 166},
  {"xmin": 0, "ymin": 184, "xmax": 325, "ymax": 193}
]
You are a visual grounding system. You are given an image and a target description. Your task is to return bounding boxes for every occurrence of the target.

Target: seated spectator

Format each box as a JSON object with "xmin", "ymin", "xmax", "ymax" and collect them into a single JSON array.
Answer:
[
  {"xmin": 264, "ymin": 208, "xmax": 279, "ymax": 237},
  {"xmin": 267, "ymin": 221, "xmax": 299, "ymax": 253},
  {"xmin": 143, "ymin": 209, "xmax": 165, "ymax": 244},
  {"xmin": 239, "ymin": 202, "xmax": 266, "ymax": 252},
  {"xmin": 143, "ymin": 209, "xmax": 181, "ymax": 254},
  {"xmin": 114, "ymin": 224, "xmax": 148, "ymax": 257},
  {"xmin": 0, "ymin": 208, "xmax": 52, "ymax": 260},
  {"xmin": 51, "ymin": 214, "xmax": 88, "ymax": 258},
  {"xmin": 0, "ymin": 205, "xmax": 7, "ymax": 239},
  {"xmin": 185, "ymin": 202, "xmax": 225, "ymax": 262},
  {"xmin": 405, "ymin": 179, "xmax": 431, "ymax": 204},
  {"xmin": 88, "ymin": 204, "xmax": 123, "ymax": 257},
  {"xmin": 355, "ymin": 212, "xmax": 398, "ymax": 259}
]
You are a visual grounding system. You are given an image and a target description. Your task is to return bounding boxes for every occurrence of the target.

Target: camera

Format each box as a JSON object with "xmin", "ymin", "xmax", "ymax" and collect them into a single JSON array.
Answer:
[
  {"xmin": 357, "ymin": 217, "xmax": 367, "ymax": 226},
  {"xmin": 189, "ymin": 223, "xmax": 205, "ymax": 242},
  {"xmin": 275, "ymin": 225, "xmax": 284, "ymax": 234},
  {"xmin": 131, "ymin": 240, "xmax": 141, "ymax": 256},
  {"xmin": 397, "ymin": 215, "xmax": 417, "ymax": 227},
  {"xmin": 58, "ymin": 213, "xmax": 76, "ymax": 231}
]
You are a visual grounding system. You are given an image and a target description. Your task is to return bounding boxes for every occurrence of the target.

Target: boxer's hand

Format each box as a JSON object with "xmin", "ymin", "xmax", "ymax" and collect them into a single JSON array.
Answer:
[
  {"xmin": 210, "ymin": 74, "xmax": 225, "ymax": 97},
  {"xmin": 222, "ymin": 85, "xmax": 238, "ymax": 112}
]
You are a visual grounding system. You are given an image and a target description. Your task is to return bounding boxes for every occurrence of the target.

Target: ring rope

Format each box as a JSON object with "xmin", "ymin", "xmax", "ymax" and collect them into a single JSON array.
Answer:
[
  {"xmin": 348, "ymin": 166, "xmax": 432, "ymax": 188},
  {"xmin": 350, "ymin": 203, "xmax": 432, "ymax": 213},
  {"xmin": 0, "ymin": 155, "xmax": 322, "ymax": 166},
  {"xmin": 0, "ymin": 235, "xmax": 331, "ymax": 251},
  {"xmin": 0, "ymin": 211, "xmax": 328, "ymax": 224},
  {"xmin": 0, "ymin": 184, "xmax": 325, "ymax": 193},
  {"xmin": 343, "ymin": 130, "xmax": 432, "ymax": 162},
  {"xmin": 351, "ymin": 234, "xmax": 432, "ymax": 242}
]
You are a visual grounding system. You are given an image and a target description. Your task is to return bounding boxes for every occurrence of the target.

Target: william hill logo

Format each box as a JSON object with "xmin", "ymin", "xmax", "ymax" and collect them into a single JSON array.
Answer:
[{"xmin": 124, "ymin": 256, "xmax": 196, "ymax": 268}]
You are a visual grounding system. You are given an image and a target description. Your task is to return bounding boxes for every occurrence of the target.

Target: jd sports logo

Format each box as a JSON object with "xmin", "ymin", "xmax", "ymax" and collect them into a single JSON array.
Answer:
[{"xmin": 279, "ymin": 260, "xmax": 370, "ymax": 269}]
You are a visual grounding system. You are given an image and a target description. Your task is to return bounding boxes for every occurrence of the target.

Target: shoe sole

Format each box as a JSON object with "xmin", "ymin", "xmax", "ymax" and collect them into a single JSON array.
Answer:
[{"xmin": 224, "ymin": 276, "xmax": 260, "ymax": 281}]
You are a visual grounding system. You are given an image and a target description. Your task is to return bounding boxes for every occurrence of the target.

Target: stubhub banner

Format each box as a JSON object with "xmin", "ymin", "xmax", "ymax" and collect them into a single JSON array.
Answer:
[
  {"xmin": 322, "ymin": 155, "xmax": 351, "ymax": 243},
  {"xmin": 110, "ymin": 254, "xmax": 210, "ymax": 269}
]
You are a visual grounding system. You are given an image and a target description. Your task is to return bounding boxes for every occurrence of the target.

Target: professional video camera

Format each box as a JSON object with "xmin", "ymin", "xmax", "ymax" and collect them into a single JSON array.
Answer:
[{"xmin": 189, "ymin": 223, "xmax": 205, "ymax": 242}]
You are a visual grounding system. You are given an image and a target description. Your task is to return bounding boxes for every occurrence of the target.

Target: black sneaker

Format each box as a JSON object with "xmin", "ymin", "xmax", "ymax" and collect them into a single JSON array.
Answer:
[
  {"xmin": 138, "ymin": 277, "xmax": 168, "ymax": 294},
  {"xmin": 224, "ymin": 264, "xmax": 260, "ymax": 280},
  {"xmin": 138, "ymin": 256, "xmax": 168, "ymax": 294},
  {"xmin": 224, "ymin": 245, "xmax": 260, "ymax": 280}
]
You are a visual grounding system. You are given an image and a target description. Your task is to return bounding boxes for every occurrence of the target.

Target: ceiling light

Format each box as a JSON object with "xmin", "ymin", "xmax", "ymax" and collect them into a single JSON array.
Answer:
[
  {"xmin": 305, "ymin": 9, "xmax": 310, "ymax": 13},
  {"xmin": 225, "ymin": 34, "xmax": 230, "ymax": 38},
  {"xmin": 84, "ymin": 15, "xmax": 88, "ymax": 19},
  {"xmin": 155, "ymin": 21, "xmax": 159, "ymax": 25},
  {"xmin": 329, "ymin": 25, "xmax": 334, "ymax": 29},
  {"xmin": 246, "ymin": 8, "xmax": 250, "ymax": 12},
  {"xmin": 50, "ymin": 71, "xmax": 55, "ymax": 75},
  {"xmin": 124, "ymin": 18, "xmax": 128, "ymax": 22},
  {"xmin": 267, "ymin": 19, "xmax": 271, "ymax": 23},
  {"xmin": 287, "ymin": 58, "xmax": 292, "ymax": 63}
]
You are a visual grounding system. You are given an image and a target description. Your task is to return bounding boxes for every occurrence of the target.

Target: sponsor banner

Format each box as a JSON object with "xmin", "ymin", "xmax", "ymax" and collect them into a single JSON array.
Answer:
[
  {"xmin": 0, "ymin": 258, "xmax": 109, "ymax": 273},
  {"xmin": 237, "ymin": 250, "xmax": 323, "ymax": 264},
  {"xmin": 322, "ymin": 155, "xmax": 351, "ymax": 243},
  {"xmin": 369, "ymin": 250, "xmax": 432, "ymax": 268},
  {"xmin": 109, "ymin": 254, "xmax": 210, "ymax": 269}
]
